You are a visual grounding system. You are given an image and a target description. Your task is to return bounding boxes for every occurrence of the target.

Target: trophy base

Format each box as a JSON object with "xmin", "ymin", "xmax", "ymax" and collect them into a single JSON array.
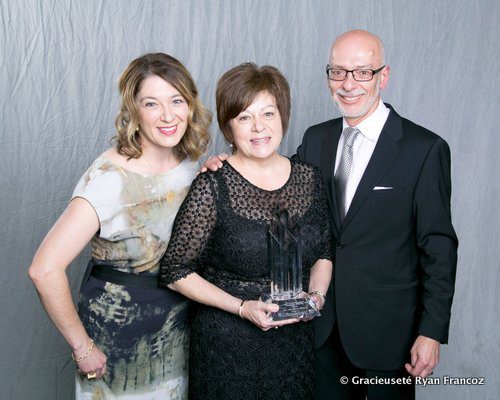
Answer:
[{"xmin": 262, "ymin": 294, "xmax": 320, "ymax": 321}]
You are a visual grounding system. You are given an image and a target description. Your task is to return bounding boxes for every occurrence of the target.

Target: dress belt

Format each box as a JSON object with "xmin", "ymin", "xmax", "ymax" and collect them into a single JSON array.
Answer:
[{"xmin": 90, "ymin": 263, "xmax": 159, "ymax": 289}]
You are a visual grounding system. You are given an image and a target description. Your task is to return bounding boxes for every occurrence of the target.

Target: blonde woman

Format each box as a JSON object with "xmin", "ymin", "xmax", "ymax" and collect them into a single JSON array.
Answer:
[{"xmin": 28, "ymin": 53, "xmax": 211, "ymax": 399}]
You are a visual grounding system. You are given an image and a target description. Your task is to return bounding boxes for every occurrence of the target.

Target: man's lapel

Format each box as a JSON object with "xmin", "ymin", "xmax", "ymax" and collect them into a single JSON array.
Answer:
[
  {"xmin": 341, "ymin": 107, "xmax": 404, "ymax": 231},
  {"xmin": 321, "ymin": 119, "xmax": 342, "ymax": 232}
]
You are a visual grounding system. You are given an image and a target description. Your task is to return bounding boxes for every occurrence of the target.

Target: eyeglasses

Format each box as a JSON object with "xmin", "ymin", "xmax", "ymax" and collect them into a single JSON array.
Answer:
[{"xmin": 326, "ymin": 65, "xmax": 385, "ymax": 82}]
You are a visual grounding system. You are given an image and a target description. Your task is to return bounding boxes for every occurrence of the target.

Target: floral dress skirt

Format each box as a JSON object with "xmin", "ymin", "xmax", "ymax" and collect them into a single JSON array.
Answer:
[{"xmin": 76, "ymin": 262, "xmax": 190, "ymax": 400}]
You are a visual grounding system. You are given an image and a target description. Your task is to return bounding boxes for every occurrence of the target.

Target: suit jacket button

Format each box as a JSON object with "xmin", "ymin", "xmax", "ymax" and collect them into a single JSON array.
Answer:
[{"xmin": 336, "ymin": 242, "xmax": 345, "ymax": 249}]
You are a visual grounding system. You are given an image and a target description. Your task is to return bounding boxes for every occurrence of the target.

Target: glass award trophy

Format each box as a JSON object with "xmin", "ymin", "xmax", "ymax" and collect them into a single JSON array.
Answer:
[{"xmin": 263, "ymin": 206, "xmax": 320, "ymax": 321}]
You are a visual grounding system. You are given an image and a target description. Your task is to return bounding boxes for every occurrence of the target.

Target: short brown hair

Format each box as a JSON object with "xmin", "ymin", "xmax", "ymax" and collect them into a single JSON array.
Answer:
[
  {"xmin": 114, "ymin": 53, "xmax": 211, "ymax": 161},
  {"xmin": 216, "ymin": 63, "xmax": 291, "ymax": 147}
]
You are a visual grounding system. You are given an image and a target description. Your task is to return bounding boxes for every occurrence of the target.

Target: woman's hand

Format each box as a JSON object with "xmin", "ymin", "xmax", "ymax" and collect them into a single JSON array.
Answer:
[
  {"xmin": 199, "ymin": 153, "xmax": 229, "ymax": 173},
  {"xmin": 240, "ymin": 300, "xmax": 299, "ymax": 331},
  {"xmin": 75, "ymin": 343, "xmax": 107, "ymax": 379},
  {"xmin": 309, "ymin": 292, "xmax": 325, "ymax": 311},
  {"xmin": 308, "ymin": 258, "xmax": 332, "ymax": 315}
]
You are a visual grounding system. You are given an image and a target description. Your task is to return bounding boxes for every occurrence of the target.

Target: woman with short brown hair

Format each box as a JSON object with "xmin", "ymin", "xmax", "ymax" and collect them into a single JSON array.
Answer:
[
  {"xmin": 216, "ymin": 62, "xmax": 291, "ymax": 147},
  {"xmin": 160, "ymin": 63, "xmax": 332, "ymax": 399}
]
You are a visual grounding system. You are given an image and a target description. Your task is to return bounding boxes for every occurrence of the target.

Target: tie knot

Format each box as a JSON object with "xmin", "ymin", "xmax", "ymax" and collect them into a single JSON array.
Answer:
[{"xmin": 343, "ymin": 127, "xmax": 359, "ymax": 147}]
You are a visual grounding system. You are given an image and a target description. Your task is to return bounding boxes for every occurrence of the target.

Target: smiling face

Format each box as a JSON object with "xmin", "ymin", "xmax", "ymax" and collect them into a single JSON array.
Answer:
[
  {"xmin": 328, "ymin": 31, "xmax": 389, "ymax": 126},
  {"xmin": 135, "ymin": 75, "xmax": 189, "ymax": 153},
  {"xmin": 229, "ymin": 91, "xmax": 283, "ymax": 161}
]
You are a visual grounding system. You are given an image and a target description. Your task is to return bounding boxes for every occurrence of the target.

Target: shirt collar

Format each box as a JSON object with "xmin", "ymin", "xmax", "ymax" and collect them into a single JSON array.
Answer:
[{"xmin": 342, "ymin": 100, "xmax": 390, "ymax": 142}]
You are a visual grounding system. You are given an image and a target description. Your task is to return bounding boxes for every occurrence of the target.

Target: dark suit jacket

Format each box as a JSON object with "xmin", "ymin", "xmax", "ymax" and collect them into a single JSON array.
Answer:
[{"xmin": 296, "ymin": 104, "xmax": 458, "ymax": 371}]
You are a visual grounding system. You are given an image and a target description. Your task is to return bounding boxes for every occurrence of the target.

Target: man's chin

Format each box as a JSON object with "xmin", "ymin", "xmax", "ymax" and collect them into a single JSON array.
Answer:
[
  {"xmin": 334, "ymin": 102, "xmax": 365, "ymax": 119},
  {"xmin": 334, "ymin": 96, "xmax": 378, "ymax": 120}
]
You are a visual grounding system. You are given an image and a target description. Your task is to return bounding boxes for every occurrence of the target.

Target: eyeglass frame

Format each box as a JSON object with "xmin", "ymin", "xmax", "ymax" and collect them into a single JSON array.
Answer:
[{"xmin": 325, "ymin": 65, "xmax": 386, "ymax": 82}]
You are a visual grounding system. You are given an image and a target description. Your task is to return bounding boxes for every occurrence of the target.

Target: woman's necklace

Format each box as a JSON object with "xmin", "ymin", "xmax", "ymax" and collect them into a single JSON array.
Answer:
[
  {"xmin": 141, "ymin": 151, "xmax": 175, "ymax": 175},
  {"xmin": 141, "ymin": 153, "xmax": 158, "ymax": 174}
]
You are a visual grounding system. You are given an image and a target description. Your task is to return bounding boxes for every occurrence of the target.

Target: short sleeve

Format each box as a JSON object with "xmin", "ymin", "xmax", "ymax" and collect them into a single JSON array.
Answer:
[
  {"xmin": 71, "ymin": 158, "xmax": 124, "ymax": 238},
  {"xmin": 159, "ymin": 172, "xmax": 217, "ymax": 286}
]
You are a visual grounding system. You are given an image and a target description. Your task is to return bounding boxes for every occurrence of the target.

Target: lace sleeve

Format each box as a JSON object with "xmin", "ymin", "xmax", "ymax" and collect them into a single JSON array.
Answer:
[
  {"xmin": 314, "ymin": 168, "xmax": 334, "ymax": 261},
  {"xmin": 159, "ymin": 172, "xmax": 217, "ymax": 286}
]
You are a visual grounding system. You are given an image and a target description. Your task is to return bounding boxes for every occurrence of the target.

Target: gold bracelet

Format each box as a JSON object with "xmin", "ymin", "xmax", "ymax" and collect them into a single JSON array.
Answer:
[
  {"xmin": 71, "ymin": 339, "xmax": 94, "ymax": 363},
  {"xmin": 238, "ymin": 299, "xmax": 247, "ymax": 320},
  {"xmin": 309, "ymin": 290, "xmax": 326, "ymax": 300}
]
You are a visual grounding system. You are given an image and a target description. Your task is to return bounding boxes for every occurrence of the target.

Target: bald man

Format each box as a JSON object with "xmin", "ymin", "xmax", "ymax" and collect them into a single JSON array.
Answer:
[{"xmin": 296, "ymin": 30, "xmax": 458, "ymax": 399}]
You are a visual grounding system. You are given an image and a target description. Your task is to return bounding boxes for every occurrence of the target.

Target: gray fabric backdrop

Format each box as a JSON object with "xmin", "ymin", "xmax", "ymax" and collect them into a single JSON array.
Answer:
[{"xmin": 1, "ymin": 0, "xmax": 498, "ymax": 399}]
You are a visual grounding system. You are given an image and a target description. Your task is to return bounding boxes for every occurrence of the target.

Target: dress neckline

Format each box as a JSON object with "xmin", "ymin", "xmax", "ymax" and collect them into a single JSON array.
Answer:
[
  {"xmin": 224, "ymin": 158, "xmax": 294, "ymax": 194},
  {"xmin": 98, "ymin": 156, "xmax": 189, "ymax": 178}
]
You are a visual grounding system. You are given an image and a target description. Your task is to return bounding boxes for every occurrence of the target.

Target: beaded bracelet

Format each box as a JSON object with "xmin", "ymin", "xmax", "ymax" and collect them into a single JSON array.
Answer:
[
  {"xmin": 238, "ymin": 299, "xmax": 247, "ymax": 320},
  {"xmin": 71, "ymin": 339, "xmax": 94, "ymax": 363}
]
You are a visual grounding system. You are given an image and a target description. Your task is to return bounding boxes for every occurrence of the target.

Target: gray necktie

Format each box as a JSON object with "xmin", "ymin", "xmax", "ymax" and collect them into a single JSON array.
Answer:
[{"xmin": 335, "ymin": 127, "xmax": 360, "ymax": 221}]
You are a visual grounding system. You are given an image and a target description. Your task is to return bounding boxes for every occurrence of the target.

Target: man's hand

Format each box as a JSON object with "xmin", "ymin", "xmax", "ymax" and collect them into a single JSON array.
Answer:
[
  {"xmin": 200, "ymin": 153, "xmax": 229, "ymax": 173},
  {"xmin": 405, "ymin": 335, "xmax": 440, "ymax": 378}
]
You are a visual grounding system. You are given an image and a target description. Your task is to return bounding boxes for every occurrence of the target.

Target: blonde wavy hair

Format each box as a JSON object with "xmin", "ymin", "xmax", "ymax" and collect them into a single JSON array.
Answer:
[{"xmin": 114, "ymin": 53, "xmax": 211, "ymax": 161}]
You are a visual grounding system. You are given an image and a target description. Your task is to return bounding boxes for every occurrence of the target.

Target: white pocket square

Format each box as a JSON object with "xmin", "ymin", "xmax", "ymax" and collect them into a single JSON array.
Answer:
[{"xmin": 373, "ymin": 186, "xmax": 394, "ymax": 190}]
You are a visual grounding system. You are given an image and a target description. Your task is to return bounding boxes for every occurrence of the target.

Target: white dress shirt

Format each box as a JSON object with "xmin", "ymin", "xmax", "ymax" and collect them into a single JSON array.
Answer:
[{"xmin": 334, "ymin": 100, "xmax": 390, "ymax": 212}]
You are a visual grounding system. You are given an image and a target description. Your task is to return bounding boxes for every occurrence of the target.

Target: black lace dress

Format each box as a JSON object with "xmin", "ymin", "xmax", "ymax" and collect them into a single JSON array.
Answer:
[{"xmin": 160, "ymin": 159, "xmax": 332, "ymax": 400}]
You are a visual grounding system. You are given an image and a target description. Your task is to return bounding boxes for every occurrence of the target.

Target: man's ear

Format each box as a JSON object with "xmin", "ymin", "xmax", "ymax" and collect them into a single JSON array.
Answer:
[{"xmin": 379, "ymin": 65, "xmax": 390, "ymax": 90}]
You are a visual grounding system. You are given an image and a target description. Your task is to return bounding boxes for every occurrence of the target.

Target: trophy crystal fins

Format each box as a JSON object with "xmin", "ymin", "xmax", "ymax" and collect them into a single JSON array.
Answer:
[{"xmin": 264, "ymin": 206, "xmax": 320, "ymax": 321}]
